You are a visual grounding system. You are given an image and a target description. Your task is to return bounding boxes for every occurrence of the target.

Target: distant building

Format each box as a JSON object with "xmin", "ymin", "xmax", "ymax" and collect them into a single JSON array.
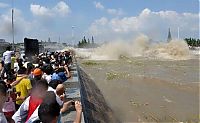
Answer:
[
  {"xmin": 0, "ymin": 39, "xmax": 10, "ymax": 55},
  {"xmin": 40, "ymin": 41, "xmax": 63, "ymax": 52},
  {"xmin": 167, "ymin": 28, "xmax": 172, "ymax": 42}
]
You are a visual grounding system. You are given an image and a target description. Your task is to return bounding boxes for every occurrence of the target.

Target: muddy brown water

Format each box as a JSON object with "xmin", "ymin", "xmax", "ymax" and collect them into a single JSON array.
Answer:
[{"xmin": 79, "ymin": 58, "xmax": 199, "ymax": 122}]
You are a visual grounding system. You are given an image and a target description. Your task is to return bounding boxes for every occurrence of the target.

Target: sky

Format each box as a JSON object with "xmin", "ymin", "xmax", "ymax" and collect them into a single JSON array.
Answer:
[{"xmin": 0, "ymin": 0, "xmax": 199, "ymax": 44}]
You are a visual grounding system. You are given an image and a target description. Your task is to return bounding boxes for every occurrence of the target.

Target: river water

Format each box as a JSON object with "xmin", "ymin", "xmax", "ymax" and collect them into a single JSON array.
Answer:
[
  {"xmin": 79, "ymin": 58, "xmax": 199, "ymax": 122},
  {"xmin": 75, "ymin": 38, "xmax": 199, "ymax": 122}
]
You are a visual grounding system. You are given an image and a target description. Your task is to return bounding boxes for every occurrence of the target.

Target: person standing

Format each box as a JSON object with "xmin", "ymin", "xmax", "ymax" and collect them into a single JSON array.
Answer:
[
  {"xmin": 15, "ymin": 67, "xmax": 32, "ymax": 110},
  {"xmin": 2, "ymin": 46, "xmax": 14, "ymax": 79},
  {"xmin": 0, "ymin": 61, "xmax": 4, "ymax": 80},
  {"xmin": 11, "ymin": 54, "xmax": 16, "ymax": 74},
  {"xmin": 0, "ymin": 81, "xmax": 8, "ymax": 123}
]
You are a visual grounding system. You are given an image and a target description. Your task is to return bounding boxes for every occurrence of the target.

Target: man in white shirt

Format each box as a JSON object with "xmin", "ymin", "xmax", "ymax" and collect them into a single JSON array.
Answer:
[{"xmin": 2, "ymin": 46, "xmax": 14, "ymax": 78}]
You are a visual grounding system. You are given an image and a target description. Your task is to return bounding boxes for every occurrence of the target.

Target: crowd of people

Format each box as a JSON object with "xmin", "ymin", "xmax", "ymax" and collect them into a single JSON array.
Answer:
[{"xmin": 0, "ymin": 46, "xmax": 82, "ymax": 123}]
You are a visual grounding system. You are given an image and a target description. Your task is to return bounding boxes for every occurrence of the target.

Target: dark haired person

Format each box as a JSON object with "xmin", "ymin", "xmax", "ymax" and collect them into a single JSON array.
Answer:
[
  {"xmin": 48, "ymin": 79, "xmax": 62, "ymax": 90},
  {"xmin": 26, "ymin": 63, "xmax": 35, "ymax": 79},
  {"xmin": 38, "ymin": 91, "xmax": 60, "ymax": 123},
  {"xmin": 2, "ymin": 46, "xmax": 15, "ymax": 79},
  {"xmin": 38, "ymin": 91, "xmax": 82, "ymax": 123},
  {"xmin": 0, "ymin": 80, "xmax": 8, "ymax": 123},
  {"xmin": 42, "ymin": 64, "xmax": 53, "ymax": 83},
  {"xmin": 0, "ymin": 61, "xmax": 4, "ymax": 80},
  {"xmin": 3, "ymin": 74, "xmax": 27, "ymax": 122},
  {"xmin": 11, "ymin": 53, "xmax": 16, "ymax": 75},
  {"xmin": 30, "ymin": 68, "xmax": 43, "ymax": 88},
  {"xmin": 15, "ymin": 67, "xmax": 32, "ymax": 110},
  {"xmin": 12, "ymin": 79, "xmax": 48, "ymax": 123}
]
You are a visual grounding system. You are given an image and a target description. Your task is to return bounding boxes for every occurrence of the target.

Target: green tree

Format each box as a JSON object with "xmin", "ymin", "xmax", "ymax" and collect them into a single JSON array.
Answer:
[
  {"xmin": 92, "ymin": 36, "xmax": 94, "ymax": 44},
  {"xmin": 184, "ymin": 38, "xmax": 200, "ymax": 47},
  {"xmin": 88, "ymin": 38, "xmax": 90, "ymax": 44},
  {"xmin": 83, "ymin": 36, "xmax": 87, "ymax": 44}
]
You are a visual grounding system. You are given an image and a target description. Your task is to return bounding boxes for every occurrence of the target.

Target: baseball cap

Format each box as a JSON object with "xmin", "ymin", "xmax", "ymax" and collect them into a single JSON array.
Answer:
[{"xmin": 33, "ymin": 68, "xmax": 43, "ymax": 76}]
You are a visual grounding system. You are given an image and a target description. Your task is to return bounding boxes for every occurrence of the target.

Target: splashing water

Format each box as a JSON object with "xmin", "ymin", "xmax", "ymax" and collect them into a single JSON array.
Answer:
[
  {"xmin": 145, "ymin": 40, "xmax": 191, "ymax": 60},
  {"xmin": 75, "ymin": 35, "xmax": 193, "ymax": 60}
]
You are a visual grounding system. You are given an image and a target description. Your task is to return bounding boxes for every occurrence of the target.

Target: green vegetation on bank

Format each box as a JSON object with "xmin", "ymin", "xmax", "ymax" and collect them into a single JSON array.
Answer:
[
  {"xmin": 106, "ymin": 71, "xmax": 131, "ymax": 80},
  {"xmin": 82, "ymin": 61, "xmax": 101, "ymax": 66},
  {"xmin": 184, "ymin": 38, "xmax": 200, "ymax": 47},
  {"xmin": 77, "ymin": 36, "xmax": 98, "ymax": 48}
]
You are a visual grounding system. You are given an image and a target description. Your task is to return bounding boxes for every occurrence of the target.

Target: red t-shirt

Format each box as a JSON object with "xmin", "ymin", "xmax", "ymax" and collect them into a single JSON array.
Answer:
[{"xmin": 26, "ymin": 96, "xmax": 42, "ymax": 121}]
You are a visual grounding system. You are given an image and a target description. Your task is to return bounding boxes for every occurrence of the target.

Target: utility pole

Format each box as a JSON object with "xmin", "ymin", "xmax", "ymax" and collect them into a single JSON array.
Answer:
[
  {"xmin": 59, "ymin": 36, "xmax": 60, "ymax": 43},
  {"xmin": 177, "ymin": 27, "xmax": 180, "ymax": 40},
  {"xmin": 71, "ymin": 26, "xmax": 75, "ymax": 46},
  {"xmin": 12, "ymin": 0, "xmax": 15, "ymax": 50},
  {"xmin": 167, "ymin": 28, "xmax": 172, "ymax": 42}
]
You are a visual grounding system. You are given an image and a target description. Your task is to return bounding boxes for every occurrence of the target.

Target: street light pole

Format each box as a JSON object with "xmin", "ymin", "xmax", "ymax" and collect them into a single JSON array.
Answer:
[
  {"xmin": 11, "ymin": 0, "xmax": 15, "ymax": 50},
  {"xmin": 71, "ymin": 26, "xmax": 75, "ymax": 47},
  {"xmin": 177, "ymin": 27, "xmax": 180, "ymax": 40}
]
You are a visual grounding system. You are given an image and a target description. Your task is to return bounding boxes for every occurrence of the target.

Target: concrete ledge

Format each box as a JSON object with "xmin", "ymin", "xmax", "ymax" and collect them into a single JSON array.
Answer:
[
  {"xmin": 63, "ymin": 77, "xmax": 79, "ymax": 88},
  {"xmin": 71, "ymin": 71, "xmax": 78, "ymax": 77},
  {"xmin": 65, "ymin": 88, "xmax": 81, "ymax": 100},
  {"xmin": 69, "ymin": 66, "xmax": 77, "ymax": 71},
  {"xmin": 61, "ymin": 63, "xmax": 85, "ymax": 123},
  {"xmin": 61, "ymin": 111, "xmax": 84, "ymax": 123}
]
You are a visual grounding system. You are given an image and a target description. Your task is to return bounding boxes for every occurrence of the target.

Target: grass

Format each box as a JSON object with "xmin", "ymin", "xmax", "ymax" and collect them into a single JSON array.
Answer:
[
  {"xmin": 106, "ymin": 71, "xmax": 130, "ymax": 80},
  {"xmin": 82, "ymin": 61, "xmax": 100, "ymax": 66}
]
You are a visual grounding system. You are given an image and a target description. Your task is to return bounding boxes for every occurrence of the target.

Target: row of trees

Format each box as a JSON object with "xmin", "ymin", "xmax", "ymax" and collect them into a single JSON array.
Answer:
[
  {"xmin": 184, "ymin": 38, "xmax": 200, "ymax": 47},
  {"xmin": 77, "ymin": 36, "xmax": 98, "ymax": 48}
]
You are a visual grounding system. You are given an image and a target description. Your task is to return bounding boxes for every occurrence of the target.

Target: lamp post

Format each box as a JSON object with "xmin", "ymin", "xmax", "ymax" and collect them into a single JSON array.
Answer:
[
  {"xmin": 11, "ymin": 0, "xmax": 15, "ymax": 50},
  {"xmin": 177, "ymin": 27, "xmax": 180, "ymax": 40},
  {"xmin": 71, "ymin": 26, "xmax": 75, "ymax": 47}
]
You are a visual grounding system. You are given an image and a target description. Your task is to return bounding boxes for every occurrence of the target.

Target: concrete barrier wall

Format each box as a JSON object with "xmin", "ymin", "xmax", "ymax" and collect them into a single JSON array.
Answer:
[{"xmin": 78, "ymin": 66, "xmax": 119, "ymax": 123}]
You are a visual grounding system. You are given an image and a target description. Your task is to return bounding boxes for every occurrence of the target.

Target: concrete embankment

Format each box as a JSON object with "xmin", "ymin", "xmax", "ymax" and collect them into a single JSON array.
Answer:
[{"xmin": 78, "ymin": 66, "xmax": 119, "ymax": 123}]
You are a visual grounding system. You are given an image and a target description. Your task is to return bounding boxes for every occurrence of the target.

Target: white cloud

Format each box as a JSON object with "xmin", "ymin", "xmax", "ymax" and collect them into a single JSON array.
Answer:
[
  {"xmin": 53, "ymin": 1, "xmax": 70, "ymax": 16},
  {"xmin": 94, "ymin": 1, "xmax": 104, "ymax": 10},
  {"xmin": 30, "ymin": 4, "xmax": 53, "ymax": 17},
  {"xmin": 0, "ymin": 2, "xmax": 9, "ymax": 8},
  {"xmin": 30, "ymin": 1, "xmax": 70, "ymax": 17},
  {"xmin": 88, "ymin": 8, "xmax": 199, "ymax": 42},
  {"xmin": 0, "ymin": 8, "xmax": 33, "ymax": 42},
  {"xmin": 0, "ymin": 1, "xmax": 72, "ymax": 43},
  {"xmin": 107, "ymin": 8, "xmax": 124, "ymax": 16},
  {"xmin": 0, "ymin": 2, "xmax": 71, "ymax": 43},
  {"xmin": 94, "ymin": 1, "xmax": 124, "ymax": 16}
]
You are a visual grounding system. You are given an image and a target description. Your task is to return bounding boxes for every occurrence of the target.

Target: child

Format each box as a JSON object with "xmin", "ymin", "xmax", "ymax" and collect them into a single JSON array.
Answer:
[
  {"xmin": 2, "ymin": 75, "xmax": 17, "ymax": 123},
  {"xmin": 0, "ymin": 80, "xmax": 8, "ymax": 123},
  {"xmin": 2, "ymin": 88, "xmax": 15, "ymax": 123}
]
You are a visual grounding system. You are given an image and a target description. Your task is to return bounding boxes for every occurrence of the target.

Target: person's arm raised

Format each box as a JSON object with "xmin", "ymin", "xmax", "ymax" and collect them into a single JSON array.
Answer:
[
  {"xmin": 10, "ymin": 75, "xmax": 28, "ymax": 87},
  {"xmin": 73, "ymin": 101, "xmax": 82, "ymax": 123},
  {"xmin": 60, "ymin": 100, "xmax": 74, "ymax": 113},
  {"xmin": 64, "ymin": 65, "xmax": 71, "ymax": 78}
]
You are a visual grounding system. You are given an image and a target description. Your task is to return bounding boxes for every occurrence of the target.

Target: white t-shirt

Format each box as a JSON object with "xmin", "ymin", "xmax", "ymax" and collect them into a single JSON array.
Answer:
[
  {"xmin": 14, "ymin": 62, "xmax": 19, "ymax": 73},
  {"xmin": 42, "ymin": 74, "xmax": 52, "ymax": 84},
  {"xmin": 0, "ymin": 112, "xmax": 8, "ymax": 123},
  {"xmin": 3, "ymin": 51, "xmax": 14, "ymax": 64},
  {"xmin": 12, "ymin": 97, "xmax": 30, "ymax": 123},
  {"xmin": 48, "ymin": 87, "xmax": 63, "ymax": 106}
]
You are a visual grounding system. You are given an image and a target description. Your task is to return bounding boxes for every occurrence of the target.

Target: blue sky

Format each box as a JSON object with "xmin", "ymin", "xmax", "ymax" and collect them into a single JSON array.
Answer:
[{"xmin": 0, "ymin": 0, "xmax": 199, "ymax": 44}]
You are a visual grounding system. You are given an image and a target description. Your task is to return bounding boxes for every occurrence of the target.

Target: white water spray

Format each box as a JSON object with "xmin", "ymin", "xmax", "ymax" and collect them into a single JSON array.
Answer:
[{"xmin": 75, "ymin": 35, "xmax": 193, "ymax": 60}]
